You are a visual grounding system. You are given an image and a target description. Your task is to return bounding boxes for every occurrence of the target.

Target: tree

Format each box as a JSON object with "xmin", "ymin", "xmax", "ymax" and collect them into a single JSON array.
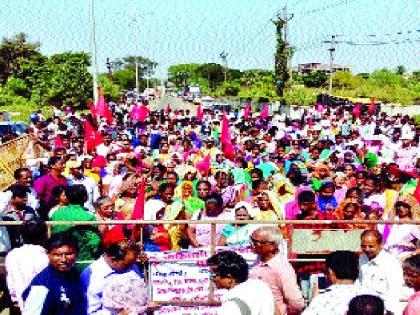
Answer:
[
  {"xmin": 122, "ymin": 55, "xmax": 157, "ymax": 78},
  {"xmin": 333, "ymin": 71, "xmax": 362, "ymax": 89},
  {"xmin": 395, "ymin": 65, "xmax": 406, "ymax": 75},
  {"xmin": 168, "ymin": 63, "xmax": 200, "ymax": 86},
  {"xmin": 0, "ymin": 33, "xmax": 41, "ymax": 84},
  {"xmin": 112, "ymin": 69, "xmax": 136, "ymax": 90},
  {"xmin": 368, "ymin": 69, "xmax": 404, "ymax": 87},
  {"xmin": 197, "ymin": 63, "xmax": 224, "ymax": 90},
  {"xmin": 273, "ymin": 18, "xmax": 290, "ymax": 96},
  {"xmin": 302, "ymin": 72, "xmax": 328, "ymax": 88}
]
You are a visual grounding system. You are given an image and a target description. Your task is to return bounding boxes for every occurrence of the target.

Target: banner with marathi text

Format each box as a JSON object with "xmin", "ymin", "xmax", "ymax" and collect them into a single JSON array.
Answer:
[{"xmin": 147, "ymin": 244, "xmax": 287, "ymax": 315}]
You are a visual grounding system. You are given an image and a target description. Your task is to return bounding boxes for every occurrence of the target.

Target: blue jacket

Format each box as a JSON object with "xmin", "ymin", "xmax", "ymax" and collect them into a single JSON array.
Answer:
[{"xmin": 22, "ymin": 265, "xmax": 87, "ymax": 315}]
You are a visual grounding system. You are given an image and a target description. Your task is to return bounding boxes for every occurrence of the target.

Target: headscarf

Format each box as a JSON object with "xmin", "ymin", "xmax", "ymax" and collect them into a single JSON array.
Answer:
[
  {"xmin": 234, "ymin": 201, "xmax": 256, "ymax": 218},
  {"xmin": 260, "ymin": 190, "xmax": 284, "ymax": 220},
  {"xmin": 363, "ymin": 152, "xmax": 378, "ymax": 170}
]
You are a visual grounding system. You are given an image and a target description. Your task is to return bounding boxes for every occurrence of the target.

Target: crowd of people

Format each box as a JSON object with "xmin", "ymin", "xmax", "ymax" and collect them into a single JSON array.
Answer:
[{"xmin": 0, "ymin": 93, "xmax": 418, "ymax": 314}]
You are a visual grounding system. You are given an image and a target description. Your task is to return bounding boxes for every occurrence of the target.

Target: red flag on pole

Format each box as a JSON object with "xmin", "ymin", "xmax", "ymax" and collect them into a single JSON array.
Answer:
[
  {"xmin": 54, "ymin": 134, "xmax": 64, "ymax": 148},
  {"xmin": 84, "ymin": 119, "xmax": 103, "ymax": 152},
  {"xmin": 353, "ymin": 103, "xmax": 362, "ymax": 117},
  {"xmin": 368, "ymin": 97, "xmax": 376, "ymax": 115},
  {"xmin": 165, "ymin": 103, "xmax": 171, "ymax": 115},
  {"xmin": 308, "ymin": 116, "xmax": 314, "ymax": 128},
  {"xmin": 221, "ymin": 112, "xmax": 230, "ymax": 144},
  {"xmin": 244, "ymin": 102, "xmax": 250, "ymax": 120},
  {"xmin": 316, "ymin": 103, "xmax": 324, "ymax": 113},
  {"xmin": 87, "ymin": 102, "xmax": 97, "ymax": 120},
  {"xmin": 261, "ymin": 103, "xmax": 269, "ymax": 118},
  {"xmin": 96, "ymin": 90, "xmax": 113, "ymax": 124},
  {"xmin": 131, "ymin": 177, "xmax": 146, "ymax": 220},
  {"xmin": 196, "ymin": 104, "xmax": 203, "ymax": 121}
]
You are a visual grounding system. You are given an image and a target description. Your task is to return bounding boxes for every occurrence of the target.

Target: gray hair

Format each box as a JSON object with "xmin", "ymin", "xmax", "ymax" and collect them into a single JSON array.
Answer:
[
  {"xmin": 254, "ymin": 226, "xmax": 283, "ymax": 245},
  {"xmin": 94, "ymin": 196, "xmax": 112, "ymax": 210}
]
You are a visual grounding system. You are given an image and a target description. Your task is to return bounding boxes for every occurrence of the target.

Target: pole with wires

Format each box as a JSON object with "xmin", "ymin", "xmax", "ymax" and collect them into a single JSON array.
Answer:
[
  {"xmin": 328, "ymin": 35, "xmax": 336, "ymax": 96},
  {"xmin": 89, "ymin": 0, "xmax": 99, "ymax": 105}
]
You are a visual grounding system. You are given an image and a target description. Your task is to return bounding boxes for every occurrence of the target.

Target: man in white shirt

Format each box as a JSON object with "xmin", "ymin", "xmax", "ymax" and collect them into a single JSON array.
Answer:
[
  {"xmin": 357, "ymin": 230, "xmax": 404, "ymax": 314},
  {"xmin": 303, "ymin": 251, "xmax": 374, "ymax": 315},
  {"xmin": 207, "ymin": 251, "xmax": 275, "ymax": 315},
  {"xmin": 66, "ymin": 161, "xmax": 99, "ymax": 213},
  {"xmin": 81, "ymin": 240, "xmax": 151, "ymax": 315}
]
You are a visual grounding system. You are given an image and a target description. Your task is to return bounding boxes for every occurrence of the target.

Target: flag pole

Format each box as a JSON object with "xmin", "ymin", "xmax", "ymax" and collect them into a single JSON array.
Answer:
[{"xmin": 89, "ymin": 0, "xmax": 99, "ymax": 105}]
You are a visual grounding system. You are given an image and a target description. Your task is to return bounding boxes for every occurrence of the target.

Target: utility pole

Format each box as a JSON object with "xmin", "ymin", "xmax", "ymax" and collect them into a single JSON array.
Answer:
[
  {"xmin": 283, "ymin": 6, "xmax": 294, "ymax": 83},
  {"xmin": 328, "ymin": 35, "xmax": 336, "ymax": 95},
  {"xmin": 220, "ymin": 51, "xmax": 228, "ymax": 83},
  {"xmin": 273, "ymin": 7, "xmax": 293, "ymax": 97},
  {"xmin": 89, "ymin": 0, "xmax": 99, "ymax": 104}
]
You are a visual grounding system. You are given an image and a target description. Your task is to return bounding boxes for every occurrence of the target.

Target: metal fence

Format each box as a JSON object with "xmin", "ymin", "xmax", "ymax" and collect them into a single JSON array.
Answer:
[{"xmin": 1, "ymin": 219, "xmax": 418, "ymax": 307}]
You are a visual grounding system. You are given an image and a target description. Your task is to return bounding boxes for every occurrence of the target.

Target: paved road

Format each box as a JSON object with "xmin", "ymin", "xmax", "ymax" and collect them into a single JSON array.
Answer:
[{"xmin": 149, "ymin": 95, "xmax": 199, "ymax": 114}]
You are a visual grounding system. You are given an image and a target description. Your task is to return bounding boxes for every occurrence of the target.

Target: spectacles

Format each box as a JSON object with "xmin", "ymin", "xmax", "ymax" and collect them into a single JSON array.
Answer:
[
  {"xmin": 250, "ymin": 237, "xmax": 274, "ymax": 246},
  {"xmin": 209, "ymin": 272, "xmax": 219, "ymax": 279}
]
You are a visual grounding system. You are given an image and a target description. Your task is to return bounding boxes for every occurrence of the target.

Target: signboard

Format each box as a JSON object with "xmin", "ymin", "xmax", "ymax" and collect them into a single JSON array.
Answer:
[{"xmin": 147, "ymin": 244, "xmax": 287, "ymax": 314}]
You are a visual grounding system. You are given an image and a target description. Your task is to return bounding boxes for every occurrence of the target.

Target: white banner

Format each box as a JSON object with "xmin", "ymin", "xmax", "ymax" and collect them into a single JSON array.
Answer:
[{"xmin": 147, "ymin": 244, "xmax": 287, "ymax": 315}]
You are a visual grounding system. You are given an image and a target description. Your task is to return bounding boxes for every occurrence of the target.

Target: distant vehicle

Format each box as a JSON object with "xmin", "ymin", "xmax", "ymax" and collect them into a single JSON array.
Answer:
[
  {"xmin": 143, "ymin": 88, "xmax": 156, "ymax": 97},
  {"xmin": 183, "ymin": 85, "xmax": 202, "ymax": 102},
  {"xmin": 213, "ymin": 103, "xmax": 232, "ymax": 112},
  {"xmin": 0, "ymin": 121, "xmax": 29, "ymax": 141},
  {"xmin": 201, "ymin": 96, "xmax": 215, "ymax": 108}
]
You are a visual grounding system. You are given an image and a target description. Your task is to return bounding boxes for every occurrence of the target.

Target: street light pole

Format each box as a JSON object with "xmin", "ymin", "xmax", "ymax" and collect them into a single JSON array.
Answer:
[
  {"xmin": 89, "ymin": 0, "xmax": 99, "ymax": 105},
  {"xmin": 328, "ymin": 35, "xmax": 336, "ymax": 96},
  {"xmin": 135, "ymin": 57, "xmax": 139, "ymax": 94}
]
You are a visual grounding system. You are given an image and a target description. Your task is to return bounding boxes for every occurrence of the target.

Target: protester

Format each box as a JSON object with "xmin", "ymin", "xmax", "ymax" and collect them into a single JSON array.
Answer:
[
  {"xmin": 22, "ymin": 232, "xmax": 86, "ymax": 314},
  {"xmin": 81, "ymin": 239, "xmax": 154, "ymax": 314},
  {"xmin": 5, "ymin": 220, "xmax": 49, "ymax": 312},
  {"xmin": 207, "ymin": 251, "xmax": 275, "ymax": 315},
  {"xmin": 402, "ymin": 254, "xmax": 420, "ymax": 315},
  {"xmin": 303, "ymin": 250, "xmax": 373, "ymax": 315},
  {"xmin": 347, "ymin": 295, "xmax": 385, "ymax": 315},
  {"xmin": 357, "ymin": 230, "xmax": 404, "ymax": 314},
  {"xmin": 250, "ymin": 226, "xmax": 304, "ymax": 314}
]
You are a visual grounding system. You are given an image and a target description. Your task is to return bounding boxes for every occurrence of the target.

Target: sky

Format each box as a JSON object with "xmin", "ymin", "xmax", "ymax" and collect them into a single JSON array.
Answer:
[{"xmin": 1, "ymin": 0, "xmax": 418, "ymax": 79}]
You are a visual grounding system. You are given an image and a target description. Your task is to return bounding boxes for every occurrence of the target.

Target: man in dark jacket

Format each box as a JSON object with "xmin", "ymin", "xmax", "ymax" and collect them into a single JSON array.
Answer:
[{"xmin": 22, "ymin": 232, "xmax": 87, "ymax": 315}]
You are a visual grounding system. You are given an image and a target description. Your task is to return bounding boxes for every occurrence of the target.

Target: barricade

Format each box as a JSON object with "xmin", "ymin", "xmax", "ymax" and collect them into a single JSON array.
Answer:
[
  {"xmin": 0, "ymin": 134, "xmax": 44, "ymax": 191},
  {"xmin": 0, "ymin": 219, "xmax": 418, "ymax": 314}
]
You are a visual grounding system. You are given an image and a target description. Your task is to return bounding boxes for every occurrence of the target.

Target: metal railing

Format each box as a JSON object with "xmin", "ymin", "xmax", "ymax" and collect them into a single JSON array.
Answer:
[{"xmin": 1, "ymin": 219, "xmax": 418, "ymax": 307}]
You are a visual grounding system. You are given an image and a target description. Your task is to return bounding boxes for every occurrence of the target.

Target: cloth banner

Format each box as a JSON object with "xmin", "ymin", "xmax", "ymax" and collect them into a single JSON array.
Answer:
[{"xmin": 147, "ymin": 243, "xmax": 287, "ymax": 314}]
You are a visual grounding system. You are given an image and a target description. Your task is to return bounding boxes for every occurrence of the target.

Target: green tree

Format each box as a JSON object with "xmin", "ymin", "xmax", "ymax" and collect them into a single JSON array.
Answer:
[
  {"xmin": 302, "ymin": 72, "xmax": 328, "ymax": 88},
  {"xmin": 333, "ymin": 71, "xmax": 362, "ymax": 89},
  {"xmin": 197, "ymin": 63, "xmax": 224, "ymax": 90},
  {"xmin": 273, "ymin": 18, "xmax": 290, "ymax": 96},
  {"xmin": 168, "ymin": 63, "xmax": 200, "ymax": 86},
  {"xmin": 395, "ymin": 65, "xmax": 406, "ymax": 75},
  {"xmin": 99, "ymin": 74, "xmax": 120, "ymax": 101},
  {"xmin": 368, "ymin": 69, "xmax": 404, "ymax": 87},
  {"xmin": 35, "ymin": 52, "xmax": 92, "ymax": 107},
  {"xmin": 0, "ymin": 33, "xmax": 41, "ymax": 84},
  {"xmin": 112, "ymin": 69, "xmax": 136, "ymax": 90}
]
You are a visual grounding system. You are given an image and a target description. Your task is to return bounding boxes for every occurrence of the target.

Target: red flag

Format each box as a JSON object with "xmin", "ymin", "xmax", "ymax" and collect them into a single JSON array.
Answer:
[
  {"xmin": 353, "ymin": 103, "xmax": 361, "ymax": 117},
  {"xmin": 414, "ymin": 179, "xmax": 420, "ymax": 205},
  {"xmin": 308, "ymin": 116, "xmax": 314, "ymax": 128},
  {"xmin": 96, "ymin": 90, "xmax": 113, "ymax": 124},
  {"xmin": 84, "ymin": 119, "xmax": 103, "ymax": 152},
  {"xmin": 54, "ymin": 134, "xmax": 64, "ymax": 148},
  {"xmin": 87, "ymin": 102, "xmax": 97, "ymax": 120},
  {"xmin": 316, "ymin": 103, "xmax": 324, "ymax": 113},
  {"xmin": 174, "ymin": 109, "xmax": 179, "ymax": 116},
  {"xmin": 221, "ymin": 112, "xmax": 230, "ymax": 144},
  {"xmin": 196, "ymin": 104, "xmax": 203, "ymax": 121},
  {"xmin": 368, "ymin": 97, "xmax": 376, "ymax": 115},
  {"xmin": 221, "ymin": 141, "xmax": 235, "ymax": 161},
  {"xmin": 131, "ymin": 178, "xmax": 146, "ymax": 220},
  {"xmin": 261, "ymin": 103, "xmax": 269, "ymax": 118},
  {"xmin": 130, "ymin": 103, "xmax": 149, "ymax": 122},
  {"xmin": 165, "ymin": 103, "xmax": 171, "ymax": 115},
  {"xmin": 244, "ymin": 103, "xmax": 250, "ymax": 120},
  {"xmin": 197, "ymin": 155, "xmax": 211, "ymax": 176}
]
